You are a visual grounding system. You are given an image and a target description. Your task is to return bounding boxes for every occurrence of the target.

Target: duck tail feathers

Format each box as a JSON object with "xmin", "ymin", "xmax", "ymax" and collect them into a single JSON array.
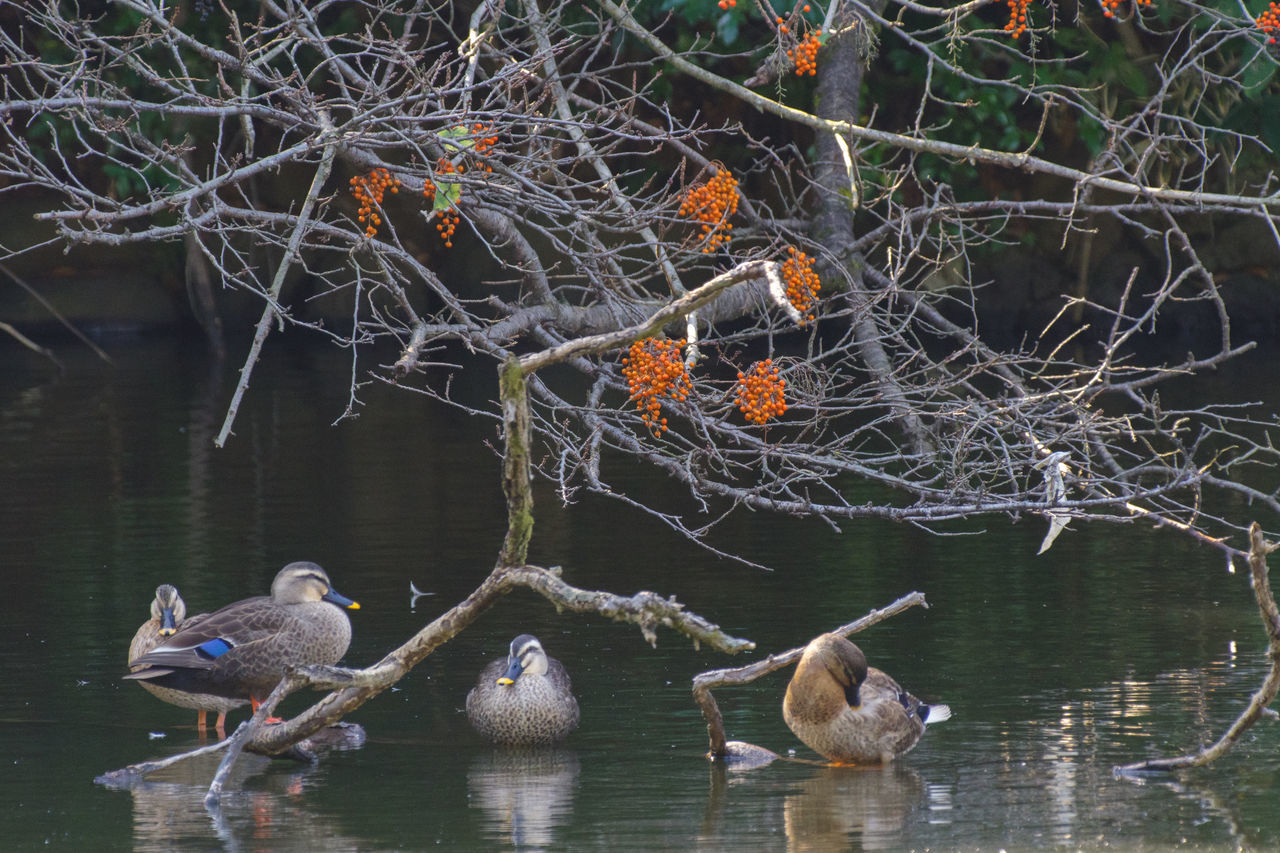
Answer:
[{"xmin": 922, "ymin": 703, "xmax": 951, "ymax": 724}]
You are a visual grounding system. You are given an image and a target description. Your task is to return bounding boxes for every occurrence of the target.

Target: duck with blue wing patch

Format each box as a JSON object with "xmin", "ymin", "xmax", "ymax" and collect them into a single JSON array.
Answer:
[
  {"xmin": 125, "ymin": 562, "xmax": 359, "ymax": 715},
  {"xmin": 128, "ymin": 584, "xmax": 247, "ymax": 732}
]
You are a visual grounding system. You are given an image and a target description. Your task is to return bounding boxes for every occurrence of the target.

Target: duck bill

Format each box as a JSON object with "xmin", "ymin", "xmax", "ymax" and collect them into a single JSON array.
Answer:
[
  {"xmin": 496, "ymin": 658, "xmax": 523, "ymax": 686},
  {"xmin": 159, "ymin": 606, "xmax": 178, "ymax": 637},
  {"xmin": 324, "ymin": 588, "xmax": 361, "ymax": 610}
]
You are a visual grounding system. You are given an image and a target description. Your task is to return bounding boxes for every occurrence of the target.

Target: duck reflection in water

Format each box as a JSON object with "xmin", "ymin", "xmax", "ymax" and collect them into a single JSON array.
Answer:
[
  {"xmin": 468, "ymin": 749, "xmax": 580, "ymax": 851},
  {"xmin": 467, "ymin": 634, "xmax": 580, "ymax": 746},
  {"xmin": 784, "ymin": 763, "xmax": 926, "ymax": 852},
  {"xmin": 784, "ymin": 633, "xmax": 950, "ymax": 765}
]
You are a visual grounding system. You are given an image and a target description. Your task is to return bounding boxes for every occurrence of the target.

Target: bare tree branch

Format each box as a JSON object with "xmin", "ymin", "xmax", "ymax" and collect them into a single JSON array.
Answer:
[{"xmin": 1115, "ymin": 522, "xmax": 1280, "ymax": 775}]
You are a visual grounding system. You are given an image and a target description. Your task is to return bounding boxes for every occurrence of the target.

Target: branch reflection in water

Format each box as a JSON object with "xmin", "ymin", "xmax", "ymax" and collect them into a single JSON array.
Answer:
[{"xmin": 126, "ymin": 751, "xmax": 360, "ymax": 853}]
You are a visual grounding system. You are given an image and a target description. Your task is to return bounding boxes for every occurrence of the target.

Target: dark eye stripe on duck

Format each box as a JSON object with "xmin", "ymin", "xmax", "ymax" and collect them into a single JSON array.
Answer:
[
  {"xmin": 512, "ymin": 634, "xmax": 541, "ymax": 658},
  {"xmin": 298, "ymin": 567, "xmax": 331, "ymax": 587}
]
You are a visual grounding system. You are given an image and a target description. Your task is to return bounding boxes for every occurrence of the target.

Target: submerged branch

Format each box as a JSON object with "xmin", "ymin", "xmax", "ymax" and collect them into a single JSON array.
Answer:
[
  {"xmin": 692, "ymin": 592, "xmax": 928, "ymax": 757},
  {"xmin": 1115, "ymin": 522, "xmax": 1280, "ymax": 775},
  {"xmin": 94, "ymin": 735, "xmax": 233, "ymax": 789}
]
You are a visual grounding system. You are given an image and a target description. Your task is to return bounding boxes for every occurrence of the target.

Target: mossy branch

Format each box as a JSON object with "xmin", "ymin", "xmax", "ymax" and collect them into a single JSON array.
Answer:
[{"xmin": 499, "ymin": 355, "xmax": 535, "ymax": 568}]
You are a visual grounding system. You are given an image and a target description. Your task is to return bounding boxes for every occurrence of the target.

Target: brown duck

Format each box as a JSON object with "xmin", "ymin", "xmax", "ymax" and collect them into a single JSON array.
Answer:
[
  {"xmin": 466, "ymin": 634, "xmax": 580, "ymax": 746},
  {"xmin": 128, "ymin": 584, "xmax": 247, "ymax": 732},
  {"xmin": 124, "ymin": 563, "xmax": 359, "ymax": 713},
  {"xmin": 783, "ymin": 633, "xmax": 950, "ymax": 764}
]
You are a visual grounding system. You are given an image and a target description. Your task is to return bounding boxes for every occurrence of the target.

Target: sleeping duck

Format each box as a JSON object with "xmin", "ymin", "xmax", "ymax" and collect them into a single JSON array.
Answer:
[{"xmin": 783, "ymin": 633, "xmax": 950, "ymax": 764}]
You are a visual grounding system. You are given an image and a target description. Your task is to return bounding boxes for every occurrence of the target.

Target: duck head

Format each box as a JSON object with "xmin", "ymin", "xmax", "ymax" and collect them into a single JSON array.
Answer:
[
  {"xmin": 497, "ymin": 634, "xmax": 549, "ymax": 685},
  {"xmin": 151, "ymin": 584, "xmax": 186, "ymax": 637},
  {"xmin": 270, "ymin": 561, "xmax": 360, "ymax": 610},
  {"xmin": 805, "ymin": 632, "xmax": 869, "ymax": 709}
]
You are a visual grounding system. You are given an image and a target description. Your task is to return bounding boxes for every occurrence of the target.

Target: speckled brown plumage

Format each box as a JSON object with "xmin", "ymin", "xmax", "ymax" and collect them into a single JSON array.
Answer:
[
  {"xmin": 466, "ymin": 635, "xmax": 579, "ymax": 746},
  {"xmin": 124, "ymin": 563, "xmax": 359, "ymax": 707},
  {"xmin": 128, "ymin": 584, "xmax": 246, "ymax": 729},
  {"xmin": 783, "ymin": 633, "xmax": 950, "ymax": 765}
]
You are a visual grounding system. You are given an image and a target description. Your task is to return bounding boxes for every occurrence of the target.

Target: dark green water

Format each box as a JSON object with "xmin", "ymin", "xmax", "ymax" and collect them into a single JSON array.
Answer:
[{"xmin": 2, "ymin": 334, "xmax": 1279, "ymax": 851}]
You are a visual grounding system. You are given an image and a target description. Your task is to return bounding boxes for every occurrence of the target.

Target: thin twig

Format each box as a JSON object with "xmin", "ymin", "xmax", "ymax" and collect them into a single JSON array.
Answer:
[
  {"xmin": 596, "ymin": 0, "xmax": 1280, "ymax": 212},
  {"xmin": 1115, "ymin": 522, "xmax": 1280, "ymax": 775},
  {"xmin": 0, "ymin": 321, "xmax": 60, "ymax": 367},
  {"xmin": 0, "ymin": 262, "xmax": 111, "ymax": 363},
  {"xmin": 214, "ymin": 114, "xmax": 337, "ymax": 447}
]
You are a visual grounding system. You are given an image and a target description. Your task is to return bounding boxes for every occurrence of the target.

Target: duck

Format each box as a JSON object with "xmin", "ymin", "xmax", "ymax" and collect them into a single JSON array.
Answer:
[
  {"xmin": 466, "ymin": 634, "xmax": 580, "ymax": 746},
  {"xmin": 124, "ymin": 562, "xmax": 360, "ymax": 714},
  {"xmin": 128, "ymin": 584, "xmax": 247, "ymax": 732},
  {"xmin": 783, "ymin": 632, "xmax": 950, "ymax": 765}
]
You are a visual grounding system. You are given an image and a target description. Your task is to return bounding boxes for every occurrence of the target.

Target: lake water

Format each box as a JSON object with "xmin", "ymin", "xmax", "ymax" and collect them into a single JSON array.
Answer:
[{"xmin": 2, "ymin": 333, "xmax": 1279, "ymax": 851}]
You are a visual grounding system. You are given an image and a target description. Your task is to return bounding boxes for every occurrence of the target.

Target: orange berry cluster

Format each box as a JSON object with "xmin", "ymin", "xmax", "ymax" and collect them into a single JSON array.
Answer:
[
  {"xmin": 423, "ymin": 158, "xmax": 462, "ymax": 247},
  {"xmin": 678, "ymin": 169, "xmax": 739, "ymax": 253},
  {"xmin": 781, "ymin": 247, "xmax": 821, "ymax": 324},
  {"xmin": 787, "ymin": 30, "xmax": 821, "ymax": 76},
  {"xmin": 421, "ymin": 157, "xmax": 458, "ymax": 200},
  {"xmin": 349, "ymin": 168, "xmax": 401, "ymax": 238},
  {"xmin": 1100, "ymin": 0, "xmax": 1151, "ymax": 18},
  {"xmin": 470, "ymin": 123, "xmax": 499, "ymax": 159},
  {"xmin": 717, "ymin": 0, "xmax": 735, "ymax": 8},
  {"xmin": 433, "ymin": 209, "xmax": 461, "ymax": 247},
  {"xmin": 1003, "ymin": 0, "xmax": 1032, "ymax": 37},
  {"xmin": 621, "ymin": 338, "xmax": 692, "ymax": 436},
  {"xmin": 734, "ymin": 359, "xmax": 787, "ymax": 426},
  {"xmin": 1259, "ymin": 2, "xmax": 1280, "ymax": 43}
]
